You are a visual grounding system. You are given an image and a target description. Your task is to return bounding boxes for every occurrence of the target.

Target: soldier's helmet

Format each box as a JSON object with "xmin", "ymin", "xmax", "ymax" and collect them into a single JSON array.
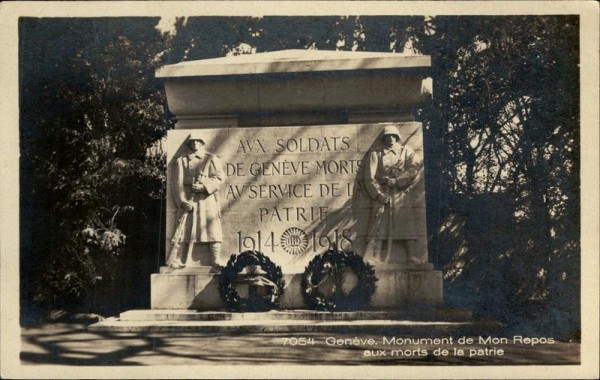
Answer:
[
  {"xmin": 382, "ymin": 125, "xmax": 401, "ymax": 141},
  {"xmin": 187, "ymin": 133, "xmax": 205, "ymax": 145}
]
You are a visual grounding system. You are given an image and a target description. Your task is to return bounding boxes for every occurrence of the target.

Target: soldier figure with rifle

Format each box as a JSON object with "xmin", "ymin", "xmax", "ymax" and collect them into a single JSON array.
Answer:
[
  {"xmin": 168, "ymin": 134, "xmax": 223, "ymax": 269},
  {"xmin": 363, "ymin": 125, "xmax": 422, "ymax": 265}
]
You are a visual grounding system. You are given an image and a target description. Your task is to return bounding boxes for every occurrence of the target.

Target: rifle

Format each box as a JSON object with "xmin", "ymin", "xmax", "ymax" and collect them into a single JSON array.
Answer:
[
  {"xmin": 167, "ymin": 212, "xmax": 189, "ymax": 265},
  {"xmin": 385, "ymin": 186, "xmax": 394, "ymax": 263}
]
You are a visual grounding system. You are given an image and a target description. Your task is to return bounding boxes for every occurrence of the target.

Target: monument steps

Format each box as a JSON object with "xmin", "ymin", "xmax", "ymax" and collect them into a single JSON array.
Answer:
[
  {"xmin": 88, "ymin": 309, "xmax": 501, "ymax": 335},
  {"xmin": 118, "ymin": 309, "xmax": 472, "ymax": 322}
]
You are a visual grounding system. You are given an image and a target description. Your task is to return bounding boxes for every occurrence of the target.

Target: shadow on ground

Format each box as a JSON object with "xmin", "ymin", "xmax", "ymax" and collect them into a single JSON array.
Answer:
[{"xmin": 21, "ymin": 324, "xmax": 580, "ymax": 366}]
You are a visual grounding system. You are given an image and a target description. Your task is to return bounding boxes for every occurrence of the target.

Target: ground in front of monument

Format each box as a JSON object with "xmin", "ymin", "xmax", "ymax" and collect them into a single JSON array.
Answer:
[{"xmin": 21, "ymin": 323, "xmax": 579, "ymax": 366}]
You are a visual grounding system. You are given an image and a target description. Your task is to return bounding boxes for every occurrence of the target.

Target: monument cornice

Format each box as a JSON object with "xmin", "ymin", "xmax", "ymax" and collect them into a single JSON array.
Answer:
[
  {"xmin": 157, "ymin": 50, "xmax": 431, "ymax": 78},
  {"xmin": 158, "ymin": 50, "xmax": 431, "ymax": 121}
]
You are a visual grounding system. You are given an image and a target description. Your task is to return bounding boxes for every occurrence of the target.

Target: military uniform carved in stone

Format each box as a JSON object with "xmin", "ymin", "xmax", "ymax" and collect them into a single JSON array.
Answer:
[
  {"xmin": 363, "ymin": 125, "xmax": 421, "ymax": 264},
  {"xmin": 169, "ymin": 134, "xmax": 223, "ymax": 268}
]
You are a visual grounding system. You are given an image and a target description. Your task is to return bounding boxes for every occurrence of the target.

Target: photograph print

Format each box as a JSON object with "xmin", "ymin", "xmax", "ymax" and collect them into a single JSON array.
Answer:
[{"xmin": 2, "ymin": 3, "xmax": 598, "ymax": 378}]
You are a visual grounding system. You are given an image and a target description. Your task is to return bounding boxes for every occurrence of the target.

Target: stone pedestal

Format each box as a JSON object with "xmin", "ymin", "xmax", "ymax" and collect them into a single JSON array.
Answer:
[
  {"xmin": 370, "ymin": 265, "xmax": 442, "ymax": 307},
  {"xmin": 151, "ymin": 265, "xmax": 442, "ymax": 310},
  {"xmin": 151, "ymin": 267, "xmax": 222, "ymax": 310}
]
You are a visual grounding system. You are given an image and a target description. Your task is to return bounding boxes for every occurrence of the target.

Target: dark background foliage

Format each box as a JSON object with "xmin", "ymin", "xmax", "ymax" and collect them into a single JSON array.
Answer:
[{"xmin": 19, "ymin": 16, "xmax": 579, "ymax": 338}]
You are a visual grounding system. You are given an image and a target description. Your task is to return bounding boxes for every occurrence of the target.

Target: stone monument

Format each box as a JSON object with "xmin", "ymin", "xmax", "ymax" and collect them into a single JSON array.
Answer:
[{"xmin": 151, "ymin": 50, "xmax": 442, "ymax": 310}]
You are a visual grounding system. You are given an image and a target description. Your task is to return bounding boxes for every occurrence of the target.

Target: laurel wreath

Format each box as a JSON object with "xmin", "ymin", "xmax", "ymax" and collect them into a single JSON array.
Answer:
[
  {"xmin": 219, "ymin": 250, "xmax": 285, "ymax": 312},
  {"xmin": 301, "ymin": 249, "xmax": 378, "ymax": 311}
]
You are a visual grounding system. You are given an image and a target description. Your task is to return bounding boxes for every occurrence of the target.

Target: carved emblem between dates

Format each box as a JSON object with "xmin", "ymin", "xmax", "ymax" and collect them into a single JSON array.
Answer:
[{"xmin": 280, "ymin": 227, "xmax": 309, "ymax": 255}]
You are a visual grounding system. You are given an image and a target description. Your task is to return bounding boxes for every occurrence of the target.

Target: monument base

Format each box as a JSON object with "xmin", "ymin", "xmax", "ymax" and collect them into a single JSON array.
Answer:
[
  {"xmin": 89, "ymin": 309, "xmax": 501, "ymax": 335},
  {"xmin": 151, "ymin": 265, "xmax": 443, "ymax": 310}
]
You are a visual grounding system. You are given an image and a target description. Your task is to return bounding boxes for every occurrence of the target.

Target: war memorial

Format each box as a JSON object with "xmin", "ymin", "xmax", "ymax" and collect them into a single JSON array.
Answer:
[
  {"xmin": 8, "ymin": 9, "xmax": 591, "ymax": 374},
  {"xmin": 90, "ymin": 50, "xmax": 470, "ymax": 331}
]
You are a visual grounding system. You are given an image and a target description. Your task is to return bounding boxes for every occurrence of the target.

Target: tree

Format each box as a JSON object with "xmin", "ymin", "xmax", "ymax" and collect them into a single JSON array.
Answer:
[
  {"xmin": 413, "ymin": 16, "xmax": 580, "ymax": 335},
  {"xmin": 20, "ymin": 18, "xmax": 172, "ymax": 319}
]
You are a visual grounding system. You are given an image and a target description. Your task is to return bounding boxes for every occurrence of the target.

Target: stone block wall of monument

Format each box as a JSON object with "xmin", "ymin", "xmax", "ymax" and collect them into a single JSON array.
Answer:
[{"xmin": 151, "ymin": 50, "xmax": 442, "ymax": 309}]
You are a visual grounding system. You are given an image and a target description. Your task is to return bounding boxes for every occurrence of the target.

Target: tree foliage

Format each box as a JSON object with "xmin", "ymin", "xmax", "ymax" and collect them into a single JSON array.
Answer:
[
  {"xmin": 20, "ymin": 18, "xmax": 172, "ymax": 317},
  {"xmin": 20, "ymin": 16, "xmax": 580, "ymax": 335},
  {"xmin": 415, "ymin": 17, "xmax": 579, "ymax": 335}
]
